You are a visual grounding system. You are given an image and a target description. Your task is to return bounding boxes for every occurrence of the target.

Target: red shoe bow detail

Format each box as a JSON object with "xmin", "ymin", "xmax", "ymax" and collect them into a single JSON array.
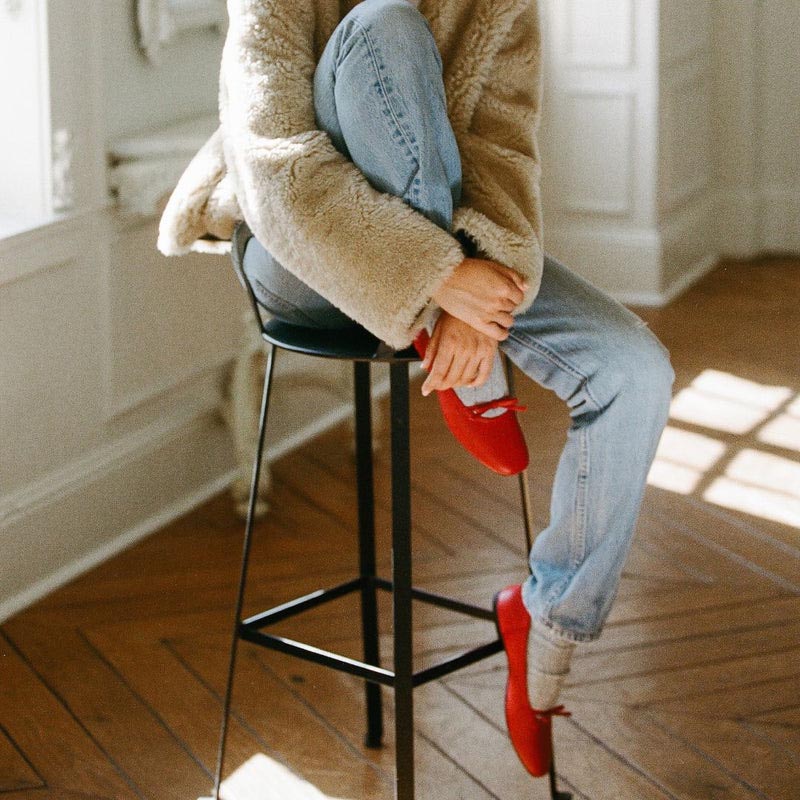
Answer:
[
  {"xmin": 468, "ymin": 396, "xmax": 528, "ymax": 417},
  {"xmin": 533, "ymin": 704, "xmax": 572, "ymax": 720}
]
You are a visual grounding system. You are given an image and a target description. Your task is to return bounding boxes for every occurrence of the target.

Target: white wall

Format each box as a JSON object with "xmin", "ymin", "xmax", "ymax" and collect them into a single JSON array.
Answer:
[
  {"xmin": 0, "ymin": 1, "xmax": 242, "ymax": 621},
  {"xmin": 539, "ymin": 0, "xmax": 665, "ymax": 303},
  {"xmin": 540, "ymin": 0, "xmax": 798, "ymax": 304},
  {"xmin": 712, "ymin": 0, "xmax": 800, "ymax": 256}
]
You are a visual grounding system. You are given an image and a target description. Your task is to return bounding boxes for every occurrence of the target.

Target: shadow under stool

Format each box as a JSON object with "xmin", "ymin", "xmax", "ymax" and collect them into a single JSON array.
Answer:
[{"xmin": 200, "ymin": 234, "xmax": 571, "ymax": 800}]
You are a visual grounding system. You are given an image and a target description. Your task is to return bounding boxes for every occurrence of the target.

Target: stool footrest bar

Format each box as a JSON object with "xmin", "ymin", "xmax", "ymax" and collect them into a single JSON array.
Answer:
[
  {"xmin": 412, "ymin": 640, "xmax": 504, "ymax": 686},
  {"xmin": 241, "ymin": 578, "xmax": 364, "ymax": 629},
  {"xmin": 239, "ymin": 628, "xmax": 396, "ymax": 686},
  {"xmin": 238, "ymin": 626, "xmax": 503, "ymax": 689},
  {"xmin": 373, "ymin": 578, "xmax": 496, "ymax": 621}
]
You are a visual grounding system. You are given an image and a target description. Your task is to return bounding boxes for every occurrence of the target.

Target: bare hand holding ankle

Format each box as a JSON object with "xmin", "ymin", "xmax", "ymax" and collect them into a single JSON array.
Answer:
[
  {"xmin": 421, "ymin": 312, "xmax": 498, "ymax": 395},
  {"xmin": 432, "ymin": 258, "xmax": 528, "ymax": 341}
]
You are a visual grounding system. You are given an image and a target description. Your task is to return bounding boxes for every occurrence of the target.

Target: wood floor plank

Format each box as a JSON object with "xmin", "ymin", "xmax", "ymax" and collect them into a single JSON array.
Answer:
[
  {"xmin": 0, "ymin": 633, "xmax": 137, "ymax": 799},
  {"xmin": 603, "ymin": 581, "xmax": 776, "ymax": 627},
  {"xmin": 252, "ymin": 648, "xmax": 501, "ymax": 800},
  {"xmin": 561, "ymin": 699, "xmax": 764, "ymax": 800},
  {"xmin": 441, "ymin": 680, "xmax": 672, "ymax": 800},
  {"xmin": 652, "ymin": 675, "xmax": 800, "ymax": 720},
  {"xmin": 646, "ymin": 496, "xmax": 800, "ymax": 592},
  {"xmin": 579, "ymin": 593, "xmax": 800, "ymax": 655},
  {"xmin": 566, "ymin": 646, "xmax": 800, "ymax": 706},
  {"xmin": 1, "ymin": 625, "xmax": 207, "ymax": 800},
  {"xmin": 567, "ymin": 619, "xmax": 800, "ymax": 686},
  {"xmin": 648, "ymin": 712, "xmax": 800, "ymax": 800},
  {"xmin": 0, "ymin": 723, "xmax": 43, "ymax": 793},
  {"xmin": 169, "ymin": 635, "xmax": 393, "ymax": 799}
]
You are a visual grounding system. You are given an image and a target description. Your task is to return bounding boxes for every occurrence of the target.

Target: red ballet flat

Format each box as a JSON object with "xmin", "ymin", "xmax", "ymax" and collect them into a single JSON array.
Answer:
[
  {"xmin": 493, "ymin": 584, "xmax": 571, "ymax": 777},
  {"xmin": 413, "ymin": 330, "xmax": 529, "ymax": 476}
]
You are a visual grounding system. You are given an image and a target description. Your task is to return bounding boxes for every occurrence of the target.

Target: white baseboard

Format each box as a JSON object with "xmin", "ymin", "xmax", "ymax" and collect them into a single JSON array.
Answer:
[
  {"xmin": 759, "ymin": 187, "xmax": 800, "ymax": 255},
  {"xmin": 616, "ymin": 252, "xmax": 719, "ymax": 306},
  {"xmin": 0, "ymin": 466, "xmax": 238, "ymax": 624},
  {"xmin": 717, "ymin": 184, "xmax": 800, "ymax": 258}
]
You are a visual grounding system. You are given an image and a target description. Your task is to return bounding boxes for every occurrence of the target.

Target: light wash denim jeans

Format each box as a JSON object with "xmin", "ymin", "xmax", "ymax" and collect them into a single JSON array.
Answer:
[{"xmin": 241, "ymin": 0, "xmax": 675, "ymax": 644}]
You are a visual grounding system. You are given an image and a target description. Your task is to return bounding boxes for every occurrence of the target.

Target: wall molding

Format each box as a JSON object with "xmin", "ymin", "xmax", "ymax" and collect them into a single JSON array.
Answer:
[
  {"xmin": 0, "ymin": 205, "xmax": 109, "ymax": 287},
  {"xmin": 0, "ymin": 466, "xmax": 237, "ymax": 624}
]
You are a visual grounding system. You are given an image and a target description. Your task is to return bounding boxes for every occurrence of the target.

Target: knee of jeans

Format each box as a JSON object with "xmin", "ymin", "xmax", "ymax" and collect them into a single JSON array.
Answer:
[
  {"xmin": 574, "ymin": 323, "xmax": 674, "ymax": 422},
  {"xmin": 618, "ymin": 324, "xmax": 675, "ymax": 413},
  {"xmin": 347, "ymin": 0, "xmax": 432, "ymax": 49}
]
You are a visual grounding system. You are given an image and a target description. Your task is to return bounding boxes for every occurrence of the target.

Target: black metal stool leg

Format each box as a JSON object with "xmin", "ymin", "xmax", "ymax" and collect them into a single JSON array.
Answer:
[
  {"xmin": 390, "ymin": 362, "xmax": 414, "ymax": 800},
  {"xmin": 503, "ymin": 354, "xmax": 535, "ymax": 558},
  {"xmin": 208, "ymin": 343, "xmax": 277, "ymax": 800},
  {"xmin": 503, "ymin": 355, "xmax": 572, "ymax": 800},
  {"xmin": 354, "ymin": 361, "xmax": 383, "ymax": 749}
]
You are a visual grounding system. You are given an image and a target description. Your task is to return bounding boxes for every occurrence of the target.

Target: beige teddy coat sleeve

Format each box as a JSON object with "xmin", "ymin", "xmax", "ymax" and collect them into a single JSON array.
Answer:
[
  {"xmin": 450, "ymin": 1, "xmax": 545, "ymax": 309},
  {"xmin": 158, "ymin": 0, "xmax": 544, "ymax": 350}
]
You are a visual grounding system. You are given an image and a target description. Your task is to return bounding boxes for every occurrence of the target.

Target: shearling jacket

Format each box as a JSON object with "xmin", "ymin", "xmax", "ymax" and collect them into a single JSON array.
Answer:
[{"xmin": 157, "ymin": 0, "xmax": 544, "ymax": 349}]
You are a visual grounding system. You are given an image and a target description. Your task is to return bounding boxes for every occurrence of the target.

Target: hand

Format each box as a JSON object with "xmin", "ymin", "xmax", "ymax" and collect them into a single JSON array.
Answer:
[
  {"xmin": 432, "ymin": 257, "xmax": 528, "ymax": 341},
  {"xmin": 421, "ymin": 312, "xmax": 499, "ymax": 396}
]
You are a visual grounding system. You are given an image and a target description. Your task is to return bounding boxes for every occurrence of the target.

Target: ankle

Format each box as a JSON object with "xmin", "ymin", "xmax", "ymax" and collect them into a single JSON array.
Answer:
[{"xmin": 527, "ymin": 627, "xmax": 576, "ymax": 709}]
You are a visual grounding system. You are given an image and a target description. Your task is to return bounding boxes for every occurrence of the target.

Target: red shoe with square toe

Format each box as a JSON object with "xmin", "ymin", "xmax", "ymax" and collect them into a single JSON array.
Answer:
[
  {"xmin": 413, "ymin": 330, "xmax": 529, "ymax": 476},
  {"xmin": 493, "ymin": 584, "xmax": 571, "ymax": 777}
]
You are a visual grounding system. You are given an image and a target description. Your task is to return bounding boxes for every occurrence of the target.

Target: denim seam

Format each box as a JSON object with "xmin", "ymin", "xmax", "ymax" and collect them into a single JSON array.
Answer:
[
  {"xmin": 507, "ymin": 328, "xmax": 605, "ymax": 413},
  {"xmin": 569, "ymin": 426, "xmax": 590, "ymax": 570},
  {"xmin": 350, "ymin": 19, "xmax": 420, "ymax": 177}
]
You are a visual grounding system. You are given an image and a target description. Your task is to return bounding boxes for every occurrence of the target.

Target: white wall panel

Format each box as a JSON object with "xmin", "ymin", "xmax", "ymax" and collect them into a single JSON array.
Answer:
[
  {"xmin": 0, "ymin": 249, "xmax": 103, "ymax": 494},
  {"xmin": 541, "ymin": 0, "xmax": 662, "ymax": 297},
  {"xmin": 660, "ymin": 64, "xmax": 712, "ymax": 214},
  {"xmin": 710, "ymin": 0, "xmax": 800, "ymax": 255},
  {"xmin": 558, "ymin": 92, "xmax": 634, "ymax": 215},
  {"xmin": 660, "ymin": 0, "xmax": 711, "ymax": 66},
  {"xmin": 565, "ymin": 0, "xmax": 634, "ymax": 68},
  {"xmin": 106, "ymin": 221, "xmax": 243, "ymax": 419}
]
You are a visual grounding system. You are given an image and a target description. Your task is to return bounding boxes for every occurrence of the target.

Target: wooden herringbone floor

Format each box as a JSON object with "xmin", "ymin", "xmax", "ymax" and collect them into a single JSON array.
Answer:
[{"xmin": 2, "ymin": 257, "xmax": 799, "ymax": 799}]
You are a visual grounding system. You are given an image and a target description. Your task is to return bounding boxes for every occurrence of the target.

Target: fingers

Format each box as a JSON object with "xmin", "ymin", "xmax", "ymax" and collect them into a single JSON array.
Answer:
[
  {"xmin": 498, "ymin": 265, "xmax": 530, "ymax": 294},
  {"xmin": 492, "ymin": 267, "xmax": 527, "ymax": 305},
  {"xmin": 421, "ymin": 346, "xmax": 453, "ymax": 395},
  {"xmin": 439, "ymin": 347, "xmax": 468, "ymax": 391},
  {"xmin": 495, "ymin": 310, "xmax": 515, "ymax": 329},
  {"xmin": 421, "ymin": 320, "xmax": 442, "ymax": 371},
  {"xmin": 479, "ymin": 320, "xmax": 510, "ymax": 341},
  {"xmin": 422, "ymin": 336, "xmax": 473, "ymax": 394},
  {"xmin": 469, "ymin": 356, "xmax": 494, "ymax": 386},
  {"xmin": 421, "ymin": 312, "xmax": 502, "ymax": 394}
]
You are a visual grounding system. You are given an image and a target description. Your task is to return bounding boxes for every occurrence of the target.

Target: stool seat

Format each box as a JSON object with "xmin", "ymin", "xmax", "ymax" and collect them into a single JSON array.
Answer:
[{"xmin": 261, "ymin": 318, "xmax": 419, "ymax": 362}]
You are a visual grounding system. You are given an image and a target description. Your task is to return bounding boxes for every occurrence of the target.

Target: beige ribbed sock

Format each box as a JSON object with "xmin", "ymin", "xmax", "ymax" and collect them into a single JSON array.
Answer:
[{"xmin": 526, "ymin": 626, "xmax": 576, "ymax": 710}]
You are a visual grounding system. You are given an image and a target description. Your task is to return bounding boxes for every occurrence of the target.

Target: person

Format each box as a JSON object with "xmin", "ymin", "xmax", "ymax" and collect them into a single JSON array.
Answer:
[{"xmin": 158, "ymin": 0, "xmax": 675, "ymax": 780}]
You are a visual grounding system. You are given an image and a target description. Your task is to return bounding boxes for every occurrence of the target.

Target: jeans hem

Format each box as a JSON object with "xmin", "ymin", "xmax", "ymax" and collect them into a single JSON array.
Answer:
[{"xmin": 528, "ymin": 613, "xmax": 602, "ymax": 645}]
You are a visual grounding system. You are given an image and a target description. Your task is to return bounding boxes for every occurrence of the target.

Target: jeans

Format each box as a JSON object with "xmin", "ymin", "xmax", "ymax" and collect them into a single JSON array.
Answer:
[{"xmin": 241, "ymin": 0, "xmax": 675, "ymax": 644}]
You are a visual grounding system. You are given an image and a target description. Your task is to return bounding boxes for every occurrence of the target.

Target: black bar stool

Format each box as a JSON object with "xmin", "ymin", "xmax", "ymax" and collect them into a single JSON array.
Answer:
[{"xmin": 201, "ymin": 227, "xmax": 571, "ymax": 800}]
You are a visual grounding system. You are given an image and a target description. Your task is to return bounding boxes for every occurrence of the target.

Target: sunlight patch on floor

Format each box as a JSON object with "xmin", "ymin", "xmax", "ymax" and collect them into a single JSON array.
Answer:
[
  {"xmin": 210, "ymin": 753, "xmax": 353, "ymax": 800},
  {"xmin": 647, "ymin": 426, "xmax": 727, "ymax": 494},
  {"xmin": 702, "ymin": 448, "xmax": 800, "ymax": 529},
  {"xmin": 648, "ymin": 370, "xmax": 800, "ymax": 530},
  {"xmin": 758, "ymin": 412, "xmax": 800, "ymax": 454},
  {"xmin": 668, "ymin": 370, "xmax": 792, "ymax": 435}
]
